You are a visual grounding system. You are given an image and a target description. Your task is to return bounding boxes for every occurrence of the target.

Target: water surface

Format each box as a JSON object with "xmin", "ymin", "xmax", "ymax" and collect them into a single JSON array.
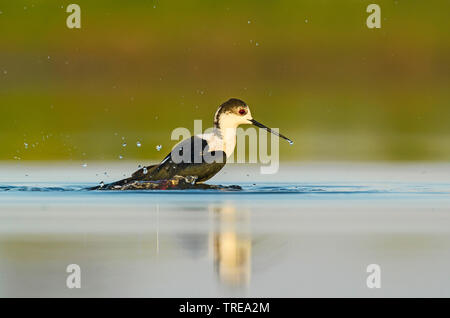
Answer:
[{"xmin": 0, "ymin": 162, "xmax": 449, "ymax": 297}]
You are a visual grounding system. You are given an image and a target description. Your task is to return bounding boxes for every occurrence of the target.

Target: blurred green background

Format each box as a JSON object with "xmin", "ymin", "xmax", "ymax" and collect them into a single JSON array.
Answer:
[{"xmin": 0, "ymin": 0, "xmax": 449, "ymax": 161}]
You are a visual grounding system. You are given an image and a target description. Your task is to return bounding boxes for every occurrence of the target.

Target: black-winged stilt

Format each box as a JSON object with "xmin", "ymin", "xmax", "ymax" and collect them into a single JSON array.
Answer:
[{"xmin": 98, "ymin": 98, "xmax": 293, "ymax": 189}]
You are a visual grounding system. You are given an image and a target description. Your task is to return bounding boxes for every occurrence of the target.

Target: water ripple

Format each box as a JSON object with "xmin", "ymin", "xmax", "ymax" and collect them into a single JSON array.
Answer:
[{"xmin": 0, "ymin": 183, "xmax": 449, "ymax": 195}]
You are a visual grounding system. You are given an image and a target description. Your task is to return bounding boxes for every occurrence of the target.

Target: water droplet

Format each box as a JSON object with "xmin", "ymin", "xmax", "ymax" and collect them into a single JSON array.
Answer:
[
  {"xmin": 119, "ymin": 155, "xmax": 123, "ymax": 159},
  {"xmin": 136, "ymin": 141, "xmax": 141, "ymax": 147},
  {"xmin": 248, "ymin": 20, "xmax": 251, "ymax": 24},
  {"xmin": 143, "ymin": 167, "xmax": 148, "ymax": 174},
  {"xmin": 122, "ymin": 142, "xmax": 127, "ymax": 147},
  {"xmin": 24, "ymin": 143, "xmax": 28, "ymax": 149},
  {"xmin": 288, "ymin": 140, "xmax": 294, "ymax": 145},
  {"xmin": 99, "ymin": 181, "xmax": 104, "ymax": 188},
  {"xmin": 82, "ymin": 163, "xmax": 87, "ymax": 167},
  {"xmin": 156, "ymin": 145, "xmax": 162, "ymax": 151},
  {"xmin": 256, "ymin": 42, "xmax": 259, "ymax": 46}
]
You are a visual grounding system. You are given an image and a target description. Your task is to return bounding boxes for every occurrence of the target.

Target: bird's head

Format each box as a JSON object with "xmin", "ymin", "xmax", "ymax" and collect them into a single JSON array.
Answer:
[
  {"xmin": 214, "ymin": 98, "xmax": 293, "ymax": 144},
  {"xmin": 214, "ymin": 98, "xmax": 253, "ymax": 128}
]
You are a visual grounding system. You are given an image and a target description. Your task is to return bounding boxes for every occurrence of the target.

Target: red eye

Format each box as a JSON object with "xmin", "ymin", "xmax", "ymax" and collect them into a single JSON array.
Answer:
[{"xmin": 239, "ymin": 109, "xmax": 246, "ymax": 115}]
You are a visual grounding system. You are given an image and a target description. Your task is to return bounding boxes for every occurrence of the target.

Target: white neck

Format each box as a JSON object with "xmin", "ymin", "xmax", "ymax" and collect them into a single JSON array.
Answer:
[
  {"xmin": 200, "ymin": 116, "xmax": 239, "ymax": 158},
  {"xmin": 217, "ymin": 115, "xmax": 241, "ymax": 158},
  {"xmin": 218, "ymin": 127, "xmax": 237, "ymax": 158}
]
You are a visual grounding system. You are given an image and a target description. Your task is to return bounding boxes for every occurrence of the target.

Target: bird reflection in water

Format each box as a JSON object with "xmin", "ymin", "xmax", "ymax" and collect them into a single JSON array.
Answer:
[{"xmin": 209, "ymin": 203, "xmax": 251, "ymax": 287}]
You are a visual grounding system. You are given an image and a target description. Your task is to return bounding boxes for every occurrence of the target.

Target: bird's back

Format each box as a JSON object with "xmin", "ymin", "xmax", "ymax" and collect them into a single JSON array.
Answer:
[{"xmin": 95, "ymin": 135, "xmax": 226, "ymax": 189}]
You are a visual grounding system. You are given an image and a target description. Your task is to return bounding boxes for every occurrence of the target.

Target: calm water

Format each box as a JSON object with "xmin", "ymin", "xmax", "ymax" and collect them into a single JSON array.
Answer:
[{"xmin": 0, "ymin": 162, "xmax": 449, "ymax": 297}]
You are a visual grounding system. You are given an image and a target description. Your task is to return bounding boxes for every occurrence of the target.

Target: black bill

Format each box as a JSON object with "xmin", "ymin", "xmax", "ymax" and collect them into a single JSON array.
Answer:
[{"xmin": 250, "ymin": 119, "xmax": 293, "ymax": 144}]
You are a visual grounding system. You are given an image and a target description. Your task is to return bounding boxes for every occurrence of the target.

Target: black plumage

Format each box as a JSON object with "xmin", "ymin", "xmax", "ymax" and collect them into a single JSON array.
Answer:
[{"xmin": 98, "ymin": 136, "xmax": 226, "ymax": 189}]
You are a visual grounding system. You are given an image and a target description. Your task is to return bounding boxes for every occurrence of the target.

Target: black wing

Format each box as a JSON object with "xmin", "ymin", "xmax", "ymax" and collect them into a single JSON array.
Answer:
[
  {"xmin": 145, "ymin": 135, "xmax": 226, "ymax": 182},
  {"xmin": 95, "ymin": 136, "xmax": 227, "ymax": 189}
]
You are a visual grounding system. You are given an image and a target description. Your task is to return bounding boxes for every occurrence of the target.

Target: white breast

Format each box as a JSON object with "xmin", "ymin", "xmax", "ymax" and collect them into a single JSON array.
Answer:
[{"xmin": 199, "ymin": 130, "xmax": 236, "ymax": 158}]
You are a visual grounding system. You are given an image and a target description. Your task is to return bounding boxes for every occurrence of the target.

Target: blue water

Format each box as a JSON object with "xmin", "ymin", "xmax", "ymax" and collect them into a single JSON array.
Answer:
[
  {"xmin": 0, "ymin": 163, "xmax": 449, "ymax": 297},
  {"xmin": 1, "ymin": 181, "xmax": 449, "ymax": 192}
]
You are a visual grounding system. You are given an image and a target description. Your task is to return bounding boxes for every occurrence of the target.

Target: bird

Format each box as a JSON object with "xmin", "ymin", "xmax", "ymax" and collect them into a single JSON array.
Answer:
[{"xmin": 97, "ymin": 98, "xmax": 293, "ymax": 189}]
